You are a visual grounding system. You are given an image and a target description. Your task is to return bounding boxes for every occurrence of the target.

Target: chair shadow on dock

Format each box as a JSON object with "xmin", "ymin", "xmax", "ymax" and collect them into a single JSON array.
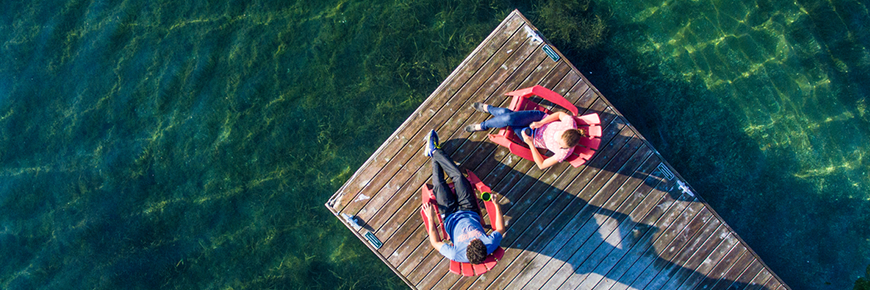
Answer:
[{"xmin": 433, "ymin": 138, "xmax": 771, "ymax": 289}]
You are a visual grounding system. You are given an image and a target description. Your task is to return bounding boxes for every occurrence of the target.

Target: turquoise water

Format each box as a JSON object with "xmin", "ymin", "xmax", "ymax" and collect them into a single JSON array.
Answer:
[{"xmin": 0, "ymin": 0, "xmax": 866, "ymax": 289}]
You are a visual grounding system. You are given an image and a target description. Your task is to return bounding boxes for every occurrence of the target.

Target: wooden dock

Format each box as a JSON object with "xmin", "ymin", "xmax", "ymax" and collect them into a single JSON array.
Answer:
[{"xmin": 325, "ymin": 10, "xmax": 788, "ymax": 290}]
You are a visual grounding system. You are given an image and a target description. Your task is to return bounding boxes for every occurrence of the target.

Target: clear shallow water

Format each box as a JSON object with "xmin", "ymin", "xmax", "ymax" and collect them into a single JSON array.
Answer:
[{"xmin": 0, "ymin": 0, "xmax": 866, "ymax": 289}]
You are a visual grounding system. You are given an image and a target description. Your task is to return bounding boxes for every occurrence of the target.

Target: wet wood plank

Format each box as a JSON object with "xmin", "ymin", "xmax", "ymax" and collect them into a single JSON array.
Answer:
[{"xmin": 325, "ymin": 10, "xmax": 789, "ymax": 290}]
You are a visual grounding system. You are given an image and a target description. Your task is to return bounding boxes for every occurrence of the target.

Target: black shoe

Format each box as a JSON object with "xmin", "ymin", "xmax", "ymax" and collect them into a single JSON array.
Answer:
[{"xmin": 424, "ymin": 129, "xmax": 440, "ymax": 157}]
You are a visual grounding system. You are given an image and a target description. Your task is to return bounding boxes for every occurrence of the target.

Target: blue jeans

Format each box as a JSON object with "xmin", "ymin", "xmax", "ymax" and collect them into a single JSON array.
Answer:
[{"xmin": 480, "ymin": 107, "xmax": 546, "ymax": 138}]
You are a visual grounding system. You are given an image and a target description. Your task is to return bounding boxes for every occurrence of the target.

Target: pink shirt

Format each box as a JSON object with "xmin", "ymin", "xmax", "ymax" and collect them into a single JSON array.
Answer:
[{"xmin": 532, "ymin": 115, "xmax": 576, "ymax": 162}]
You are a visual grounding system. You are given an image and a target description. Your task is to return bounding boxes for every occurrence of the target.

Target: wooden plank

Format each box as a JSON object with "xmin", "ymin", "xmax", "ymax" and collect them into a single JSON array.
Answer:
[
  {"xmin": 707, "ymin": 250, "xmax": 754, "ymax": 290},
  {"xmin": 655, "ymin": 223, "xmax": 732, "ymax": 289},
  {"xmin": 761, "ymin": 271, "xmax": 783, "ymax": 290},
  {"xmin": 324, "ymin": 14, "xmax": 531, "ymax": 289},
  {"xmin": 328, "ymin": 12, "xmax": 524, "ymax": 213},
  {"xmin": 672, "ymin": 231, "xmax": 739, "ymax": 289},
  {"xmin": 747, "ymin": 269, "xmax": 773, "ymax": 290},
  {"xmin": 641, "ymin": 220, "xmax": 725, "ymax": 290},
  {"xmin": 691, "ymin": 244, "xmax": 749, "ymax": 290},
  {"xmin": 725, "ymin": 260, "xmax": 764, "ymax": 290},
  {"xmin": 620, "ymin": 207, "xmax": 716, "ymax": 290},
  {"xmin": 592, "ymin": 199, "xmax": 705, "ymax": 290}
]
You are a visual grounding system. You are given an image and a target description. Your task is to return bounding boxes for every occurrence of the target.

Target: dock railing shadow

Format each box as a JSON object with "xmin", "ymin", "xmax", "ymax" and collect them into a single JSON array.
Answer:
[{"xmin": 433, "ymin": 138, "xmax": 770, "ymax": 289}]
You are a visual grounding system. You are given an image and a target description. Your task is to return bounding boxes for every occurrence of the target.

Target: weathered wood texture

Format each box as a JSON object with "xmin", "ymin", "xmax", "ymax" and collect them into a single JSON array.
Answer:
[{"xmin": 325, "ymin": 10, "xmax": 789, "ymax": 290}]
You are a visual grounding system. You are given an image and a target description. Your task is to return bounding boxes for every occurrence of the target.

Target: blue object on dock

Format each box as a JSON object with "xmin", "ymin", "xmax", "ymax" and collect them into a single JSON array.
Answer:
[
  {"xmin": 365, "ymin": 232, "xmax": 383, "ymax": 249},
  {"xmin": 341, "ymin": 213, "xmax": 362, "ymax": 230}
]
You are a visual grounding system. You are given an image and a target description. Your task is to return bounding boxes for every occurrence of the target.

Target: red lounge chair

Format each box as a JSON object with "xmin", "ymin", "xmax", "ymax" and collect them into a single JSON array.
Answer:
[
  {"xmin": 419, "ymin": 170, "xmax": 506, "ymax": 276},
  {"xmin": 486, "ymin": 85, "xmax": 602, "ymax": 167}
]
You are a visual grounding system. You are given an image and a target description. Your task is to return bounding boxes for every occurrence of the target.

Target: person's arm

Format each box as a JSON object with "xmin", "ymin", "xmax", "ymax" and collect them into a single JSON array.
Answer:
[
  {"xmin": 490, "ymin": 193, "xmax": 506, "ymax": 236},
  {"xmin": 521, "ymin": 130, "xmax": 560, "ymax": 169},
  {"xmin": 422, "ymin": 203, "xmax": 446, "ymax": 250},
  {"xmin": 530, "ymin": 111, "xmax": 569, "ymax": 129}
]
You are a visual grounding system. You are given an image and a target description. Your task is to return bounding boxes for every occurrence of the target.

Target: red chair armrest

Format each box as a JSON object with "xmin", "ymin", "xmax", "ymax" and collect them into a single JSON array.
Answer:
[
  {"xmin": 575, "ymin": 113, "xmax": 601, "ymax": 125},
  {"xmin": 506, "ymin": 85, "xmax": 578, "ymax": 115},
  {"xmin": 530, "ymin": 85, "xmax": 578, "ymax": 115},
  {"xmin": 420, "ymin": 184, "xmax": 448, "ymax": 240},
  {"xmin": 465, "ymin": 170, "xmax": 492, "ymax": 195}
]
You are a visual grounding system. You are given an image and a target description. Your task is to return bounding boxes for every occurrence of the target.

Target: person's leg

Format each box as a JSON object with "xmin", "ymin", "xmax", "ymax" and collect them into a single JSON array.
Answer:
[
  {"xmin": 432, "ymin": 150, "xmax": 479, "ymax": 213},
  {"xmin": 484, "ymin": 106, "xmax": 514, "ymax": 116},
  {"xmin": 431, "ymin": 152, "xmax": 458, "ymax": 215},
  {"xmin": 480, "ymin": 110, "xmax": 546, "ymax": 131}
]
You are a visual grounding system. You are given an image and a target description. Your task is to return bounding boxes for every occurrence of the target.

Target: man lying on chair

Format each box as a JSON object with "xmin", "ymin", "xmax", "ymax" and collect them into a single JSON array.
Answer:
[{"xmin": 421, "ymin": 129, "xmax": 506, "ymax": 264}]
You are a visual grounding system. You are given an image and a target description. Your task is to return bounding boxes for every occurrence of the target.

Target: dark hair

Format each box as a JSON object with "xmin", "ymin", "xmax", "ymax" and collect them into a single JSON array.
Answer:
[
  {"xmin": 466, "ymin": 239, "xmax": 487, "ymax": 264},
  {"xmin": 561, "ymin": 128, "xmax": 588, "ymax": 148}
]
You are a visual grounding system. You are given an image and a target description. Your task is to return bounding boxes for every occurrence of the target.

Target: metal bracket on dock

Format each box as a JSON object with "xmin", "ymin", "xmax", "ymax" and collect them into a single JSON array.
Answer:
[
  {"xmin": 365, "ymin": 232, "xmax": 383, "ymax": 249},
  {"xmin": 542, "ymin": 45, "xmax": 560, "ymax": 62},
  {"xmin": 657, "ymin": 163, "xmax": 675, "ymax": 180}
]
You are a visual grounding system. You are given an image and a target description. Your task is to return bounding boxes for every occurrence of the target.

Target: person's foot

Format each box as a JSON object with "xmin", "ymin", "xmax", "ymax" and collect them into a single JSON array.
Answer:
[
  {"xmin": 424, "ymin": 129, "xmax": 440, "ymax": 157},
  {"xmin": 464, "ymin": 123, "xmax": 484, "ymax": 132},
  {"xmin": 471, "ymin": 102, "xmax": 489, "ymax": 114}
]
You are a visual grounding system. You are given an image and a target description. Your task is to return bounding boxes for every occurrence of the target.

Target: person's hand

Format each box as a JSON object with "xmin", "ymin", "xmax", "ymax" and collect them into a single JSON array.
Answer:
[
  {"xmin": 529, "ymin": 121, "xmax": 541, "ymax": 129},
  {"xmin": 422, "ymin": 203, "xmax": 436, "ymax": 220},
  {"xmin": 521, "ymin": 129, "xmax": 533, "ymax": 144}
]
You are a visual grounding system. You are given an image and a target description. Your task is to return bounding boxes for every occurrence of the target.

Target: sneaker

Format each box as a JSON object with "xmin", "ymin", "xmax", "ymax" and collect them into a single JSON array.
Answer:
[
  {"xmin": 464, "ymin": 123, "xmax": 484, "ymax": 132},
  {"xmin": 424, "ymin": 129, "xmax": 440, "ymax": 157},
  {"xmin": 471, "ymin": 102, "xmax": 489, "ymax": 114}
]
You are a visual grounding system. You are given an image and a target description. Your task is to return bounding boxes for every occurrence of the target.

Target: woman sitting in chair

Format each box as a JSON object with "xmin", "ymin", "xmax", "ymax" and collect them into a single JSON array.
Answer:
[{"xmin": 465, "ymin": 102, "xmax": 589, "ymax": 169}]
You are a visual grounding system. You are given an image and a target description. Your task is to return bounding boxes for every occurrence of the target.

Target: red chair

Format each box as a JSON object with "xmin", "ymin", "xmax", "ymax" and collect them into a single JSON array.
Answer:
[
  {"xmin": 486, "ymin": 85, "xmax": 602, "ymax": 167},
  {"xmin": 419, "ymin": 170, "xmax": 505, "ymax": 276}
]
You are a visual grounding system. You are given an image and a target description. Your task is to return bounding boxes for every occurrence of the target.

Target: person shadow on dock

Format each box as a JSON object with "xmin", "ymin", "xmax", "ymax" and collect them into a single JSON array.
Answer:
[{"xmin": 425, "ymin": 137, "xmax": 772, "ymax": 290}]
